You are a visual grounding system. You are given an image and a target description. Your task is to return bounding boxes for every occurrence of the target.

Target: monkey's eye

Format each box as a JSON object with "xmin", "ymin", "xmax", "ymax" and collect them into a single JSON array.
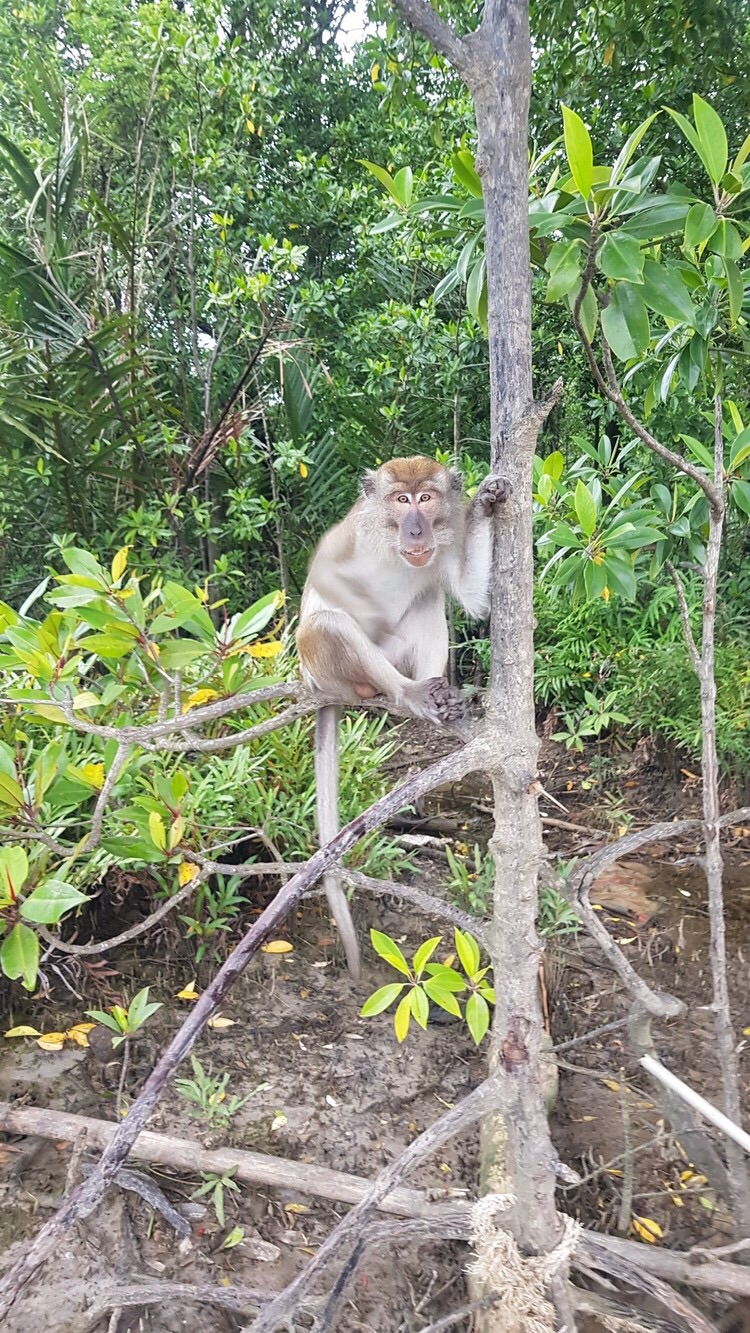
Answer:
[
  {"xmin": 396, "ymin": 494, "xmax": 410, "ymax": 503},
  {"xmin": 418, "ymin": 492, "xmax": 432, "ymax": 503}
]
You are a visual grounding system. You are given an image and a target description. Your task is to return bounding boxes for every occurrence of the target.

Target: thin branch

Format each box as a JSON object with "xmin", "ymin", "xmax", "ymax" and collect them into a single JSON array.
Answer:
[
  {"xmin": 342, "ymin": 869, "xmax": 490, "ymax": 949},
  {"xmin": 244, "ymin": 1076, "xmax": 503, "ymax": 1333},
  {"xmin": 80, "ymin": 1280, "xmax": 267, "ymax": 1331},
  {"xmin": 570, "ymin": 269, "xmax": 721, "ymax": 510},
  {"xmin": 389, "ymin": 0, "xmax": 471, "ymax": 74},
  {"xmin": 38, "ymin": 870, "xmax": 208, "ymax": 959},
  {"xmin": 665, "ymin": 561, "xmax": 701, "ymax": 675},
  {"xmin": 82, "ymin": 742, "xmax": 130, "ymax": 851}
]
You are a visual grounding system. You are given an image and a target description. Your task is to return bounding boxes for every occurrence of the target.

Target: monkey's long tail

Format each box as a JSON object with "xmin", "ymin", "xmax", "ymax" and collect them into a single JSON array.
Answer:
[{"xmin": 315, "ymin": 705, "xmax": 362, "ymax": 980}]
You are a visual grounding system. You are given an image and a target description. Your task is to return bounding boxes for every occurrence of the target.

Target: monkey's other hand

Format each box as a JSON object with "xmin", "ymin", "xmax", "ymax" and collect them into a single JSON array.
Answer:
[
  {"xmin": 474, "ymin": 474, "xmax": 512, "ymax": 511},
  {"xmin": 419, "ymin": 676, "xmax": 466, "ymax": 726}
]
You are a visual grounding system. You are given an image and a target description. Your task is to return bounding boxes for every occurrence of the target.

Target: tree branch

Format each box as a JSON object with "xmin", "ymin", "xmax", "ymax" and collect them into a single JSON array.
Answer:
[
  {"xmin": 665, "ymin": 560, "xmax": 701, "ymax": 675},
  {"xmin": 388, "ymin": 0, "xmax": 472, "ymax": 74}
]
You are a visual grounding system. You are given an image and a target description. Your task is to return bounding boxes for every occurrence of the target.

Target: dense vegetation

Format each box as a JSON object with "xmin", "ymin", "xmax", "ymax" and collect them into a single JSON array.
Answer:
[{"xmin": 0, "ymin": 0, "xmax": 749, "ymax": 994}]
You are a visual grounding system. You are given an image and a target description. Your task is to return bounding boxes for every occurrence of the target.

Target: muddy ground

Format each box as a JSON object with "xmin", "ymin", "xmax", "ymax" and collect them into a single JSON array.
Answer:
[{"xmin": 1, "ymin": 726, "xmax": 749, "ymax": 1332}]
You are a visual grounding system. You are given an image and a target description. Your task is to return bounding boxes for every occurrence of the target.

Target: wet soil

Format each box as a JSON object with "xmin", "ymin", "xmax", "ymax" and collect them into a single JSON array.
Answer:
[{"xmin": 1, "ymin": 726, "xmax": 749, "ymax": 1332}]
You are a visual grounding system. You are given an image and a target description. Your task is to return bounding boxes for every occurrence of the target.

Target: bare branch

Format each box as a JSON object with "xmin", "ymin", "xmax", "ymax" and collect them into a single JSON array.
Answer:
[
  {"xmin": 80, "ymin": 1280, "xmax": 267, "ymax": 1331},
  {"xmin": 82, "ymin": 741, "xmax": 130, "ymax": 851},
  {"xmin": 665, "ymin": 561, "xmax": 701, "ymax": 675},
  {"xmin": 342, "ymin": 869, "xmax": 490, "ymax": 949},
  {"xmin": 39, "ymin": 869, "xmax": 208, "ymax": 959},
  {"xmin": 389, "ymin": 0, "xmax": 471, "ymax": 74}
]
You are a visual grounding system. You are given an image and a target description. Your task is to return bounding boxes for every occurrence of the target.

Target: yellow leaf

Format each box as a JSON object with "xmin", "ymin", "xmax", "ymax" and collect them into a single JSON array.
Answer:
[
  {"xmin": 670, "ymin": 1195, "xmax": 684, "ymax": 1207},
  {"xmin": 111, "ymin": 546, "xmax": 129, "ymax": 583},
  {"xmin": 247, "ymin": 641, "xmax": 284, "ymax": 658},
  {"xmin": 557, "ymin": 341, "xmax": 564, "ymax": 355},
  {"xmin": 65, "ymin": 1022, "xmax": 95, "ymax": 1048},
  {"xmin": 207, "ymin": 1015, "xmax": 236, "ymax": 1029},
  {"xmin": 631, "ymin": 1216, "xmax": 663, "ymax": 1243},
  {"xmin": 182, "ymin": 688, "xmax": 218, "ymax": 712},
  {"xmin": 37, "ymin": 1033, "xmax": 66, "ymax": 1052},
  {"xmin": 257, "ymin": 125, "xmax": 263, "ymax": 137},
  {"xmin": 177, "ymin": 980, "xmax": 200, "ymax": 1000},
  {"xmin": 148, "ymin": 811, "xmax": 167, "ymax": 851},
  {"xmin": 245, "ymin": 118, "xmax": 255, "ymax": 134},
  {"xmin": 261, "ymin": 940, "xmax": 294, "ymax": 953},
  {"xmin": 602, "ymin": 1079, "xmax": 622, "ymax": 1092},
  {"xmin": 299, "ymin": 462, "xmax": 308, "ymax": 478},
  {"xmin": 370, "ymin": 61, "xmax": 379, "ymax": 82},
  {"xmin": 81, "ymin": 762, "xmax": 104, "ymax": 790},
  {"xmin": 601, "ymin": 586, "xmax": 611, "ymax": 602},
  {"xmin": 4, "ymin": 1025, "xmax": 41, "ymax": 1038},
  {"xmin": 603, "ymin": 40, "xmax": 615, "ymax": 65},
  {"xmin": 178, "ymin": 861, "xmax": 199, "ymax": 887},
  {"xmin": 284, "ymin": 1203, "xmax": 311, "ymax": 1214},
  {"xmin": 438, "ymin": 1162, "xmax": 451, "ymax": 1175},
  {"xmin": 743, "ymin": 1026, "xmax": 750, "ymax": 1036},
  {"xmin": 168, "ymin": 815, "xmax": 184, "ymax": 851}
]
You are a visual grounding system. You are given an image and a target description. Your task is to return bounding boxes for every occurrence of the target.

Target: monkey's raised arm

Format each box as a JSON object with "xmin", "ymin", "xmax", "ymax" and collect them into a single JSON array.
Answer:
[{"xmin": 444, "ymin": 475, "xmax": 512, "ymax": 618}]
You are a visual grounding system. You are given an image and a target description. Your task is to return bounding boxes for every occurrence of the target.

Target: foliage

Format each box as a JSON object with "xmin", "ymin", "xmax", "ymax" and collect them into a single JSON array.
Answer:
[
  {"xmin": 361, "ymin": 926, "xmax": 495, "ymax": 1045},
  {"xmin": 86, "ymin": 986, "xmax": 161, "ymax": 1048},
  {"xmin": 0, "ymin": 544, "xmax": 407, "ymax": 989},
  {"xmin": 174, "ymin": 1054, "xmax": 268, "ymax": 1127}
]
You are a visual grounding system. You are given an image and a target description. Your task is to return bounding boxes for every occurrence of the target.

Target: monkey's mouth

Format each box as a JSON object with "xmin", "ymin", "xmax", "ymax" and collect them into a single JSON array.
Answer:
[{"xmin": 402, "ymin": 547, "xmax": 434, "ymax": 568}]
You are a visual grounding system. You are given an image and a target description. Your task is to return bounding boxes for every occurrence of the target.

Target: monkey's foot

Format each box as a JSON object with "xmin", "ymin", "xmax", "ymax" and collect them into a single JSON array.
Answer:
[
  {"xmin": 476, "ymin": 474, "xmax": 512, "ymax": 510},
  {"xmin": 422, "ymin": 676, "xmax": 466, "ymax": 725}
]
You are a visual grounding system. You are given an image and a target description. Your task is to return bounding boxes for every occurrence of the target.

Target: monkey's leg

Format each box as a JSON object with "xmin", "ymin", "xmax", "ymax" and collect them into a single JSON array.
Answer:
[
  {"xmin": 301, "ymin": 610, "xmax": 461, "ymax": 723},
  {"xmin": 315, "ymin": 705, "xmax": 361, "ymax": 980}
]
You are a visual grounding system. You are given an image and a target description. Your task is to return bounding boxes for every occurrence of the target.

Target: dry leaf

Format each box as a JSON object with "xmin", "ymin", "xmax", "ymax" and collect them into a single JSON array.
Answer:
[
  {"xmin": 178, "ymin": 861, "xmax": 199, "ymax": 887},
  {"xmin": 631, "ymin": 1216, "xmax": 663, "ymax": 1243},
  {"xmin": 177, "ymin": 980, "xmax": 200, "ymax": 1000},
  {"xmin": 602, "ymin": 1079, "xmax": 622, "ymax": 1092},
  {"xmin": 207, "ymin": 1015, "xmax": 236, "ymax": 1029},
  {"xmin": 65, "ymin": 1022, "xmax": 95, "ymax": 1047},
  {"xmin": 182, "ymin": 688, "xmax": 218, "ymax": 713},
  {"xmin": 4, "ymin": 1025, "xmax": 41, "ymax": 1038},
  {"xmin": 261, "ymin": 940, "xmax": 293, "ymax": 954},
  {"xmin": 285, "ymin": 1204, "xmax": 311, "ymax": 1215},
  {"xmin": 37, "ymin": 1033, "xmax": 66, "ymax": 1052}
]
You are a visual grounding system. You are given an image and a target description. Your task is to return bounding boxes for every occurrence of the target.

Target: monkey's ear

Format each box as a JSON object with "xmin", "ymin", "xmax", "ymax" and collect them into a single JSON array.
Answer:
[
  {"xmin": 448, "ymin": 468, "xmax": 463, "ymax": 494},
  {"xmin": 360, "ymin": 470, "xmax": 378, "ymax": 497}
]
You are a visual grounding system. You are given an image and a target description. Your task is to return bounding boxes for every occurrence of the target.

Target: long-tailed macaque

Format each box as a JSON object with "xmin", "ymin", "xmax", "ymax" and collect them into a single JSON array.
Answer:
[{"xmin": 297, "ymin": 456, "xmax": 511, "ymax": 979}]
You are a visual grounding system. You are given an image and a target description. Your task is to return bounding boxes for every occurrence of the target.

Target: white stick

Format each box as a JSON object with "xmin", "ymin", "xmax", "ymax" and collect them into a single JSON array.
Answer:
[{"xmin": 640, "ymin": 1054, "xmax": 750, "ymax": 1155}]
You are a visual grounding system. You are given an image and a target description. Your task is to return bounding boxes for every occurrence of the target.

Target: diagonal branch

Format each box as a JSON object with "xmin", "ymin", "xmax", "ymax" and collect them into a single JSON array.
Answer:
[
  {"xmin": 389, "ymin": 0, "xmax": 472, "ymax": 74},
  {"xmin": 665, "ymin": 561, "xmax": 701, "ymax": 675}
]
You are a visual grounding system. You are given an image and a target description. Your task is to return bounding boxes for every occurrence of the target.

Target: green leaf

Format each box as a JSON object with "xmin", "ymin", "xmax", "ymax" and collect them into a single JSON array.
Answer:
[
  {"xmin": 0, "ymin": 772, "xmax": 24, "ymax": 809},
  {"xmin": 574, "ymin": 480, "xmax": 598, "ymax": 537},
  {"xmin": 392, "ymin": 166, "xmax": 413, "ymax": 207},
  {"xmin": 358, "ymin": 160, "xmax": 404, "ymax": 206},
  {"xmin": 231, "ymin": 591, "xmax": 282, "ymax": 641},
  {"xmin": 158, "ymin": 639, "xmax": 212, "ymax": 670},
  {"xmin": 410, "ymin": 986, "xmax": 429, "ymax": 1029},
  {"xmin": 412, "ymin": 936, "xmax": 441, "ymax": 974},
  {"xmin": 20, "ymin": 879, "xmax": 88, "ymax": 925},
  {"xmin": 456, "ymin": 235, "xmax": 480, "ymax": 283},
  {"xmin": 605, "ymin": 525, "xmax": 664, "ymax": 549},
  {"xmin": 424, "ymin": 964, "xmax": 467, "ymax": 992},
  {"xmin": 128, "ymin": 986, "xmax": 161, "ymax": 1028},
  {"xmin": 609, "ymin": 114, "xmax": 659, "ymax": 185},
  {"xmin": 602, "ymin": 553, "xmax": 637, "ymax": 600},
  {"xmin": 360, "ymin": 983, "xmax": 405, "ymax": 1016},
  {"xmin": 566, "ymin": 282, "xmax": 598, "ymax": 342},
  {"xmin": 149, "ymin": 583, "xmax": 216, "ymax": 643},
  {"xmin": 707, "ymin": 220, "xmax": 743, "ymax": 261},
  {"xmin": 680, "ymin": 433, "xmax": 714, "ymax": 470},
  {"xmin": 598, "ymin": 234, "xmax": 644, "ymax": 283},
  {"xmin": 640, "ymin": 260, "xmax": 695, "ymax": 324},
  {"xmin": 369, "ymin": 928, "xmax": 411, "ymax": 977},
  {"xmin": 542, "ymin": 451, "xmax": 564, "ymax": 482},
  {"xmin": 561, "ymin": 106, "xmax": 594, "ymax": 198},
  {"xmin": 466, "ymin": 255, "xmax": 486, "ymax": 322},
  {"xmin": 465, "ymin": 992, "xmax": 490, "ymax": 1045},
  {"xmin": 394, "ymin": 993, "xmax": 411, "ymax": 1042},
  {"xmin": 584, "ymin": 560, "xmax": 607, "ymax": 599},
  {"xmin": 601, "ymin": 283, "xmax": 650, "ymax": 360},
  {"xmin": 422, "ymin": 979, "xmax": 463, "ymax": 1017},
  {"xmin": 433, "ymin": 268, "xmax": 460, "ymax": 302},
  {"xmin": 451, "ymin": 149, "xmax": 482, "ymax": 198},
  {"xmin": 664, "ymin": 107, "xmax": 716, "ymax": 185},
  {"xmin": 684, "ymin": 202, "xmax": 717, "ymax": 248},
  {"xmin": 371, "ymin": 212, "xmax": 403, "ymax": 235},
  {"xmin": 692, "ymin": 94, "xmax": 728, "ymax": 185},
  {"xmin": 1, "ymin": 922, "xmax": 39, "ymax": 990},
  {"xmin": 454, "ymin": 928, "xmax": 480, "ymax": 978},
  {"xmin": 0, "ymin": 847, "xmax": 28, "ymax": 903},
  {"xmin": 730, "ymin": 428, "xmax": 750, "ymax": 470},
  {"xmin": 732, "ymin": 479, "xmax": 750, "ymax": 516},
  {"xmin": 78, "ymin": 630, "xmax": 140, "ymax": 660},
  {"xmin": 60, "ymin": 548, "xmax": 107, "ymax": 584}
]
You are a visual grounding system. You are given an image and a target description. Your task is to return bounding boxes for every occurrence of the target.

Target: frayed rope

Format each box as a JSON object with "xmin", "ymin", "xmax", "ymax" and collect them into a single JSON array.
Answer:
[{"xmin": 467, "ymin": 1194, "xmax": 581, "ymax": 1332}]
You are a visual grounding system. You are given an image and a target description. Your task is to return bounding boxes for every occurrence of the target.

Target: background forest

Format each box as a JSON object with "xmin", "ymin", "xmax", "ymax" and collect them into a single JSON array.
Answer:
[{"xmin": 1, "ymin": 0, "xmax": 749, "ymax": 782}]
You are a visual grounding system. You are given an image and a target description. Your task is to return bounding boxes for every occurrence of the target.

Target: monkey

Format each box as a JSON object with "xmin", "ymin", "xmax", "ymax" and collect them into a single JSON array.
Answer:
[{"xmin": 296, "ymin": 455, "xmax": 511, "ymax": 979}]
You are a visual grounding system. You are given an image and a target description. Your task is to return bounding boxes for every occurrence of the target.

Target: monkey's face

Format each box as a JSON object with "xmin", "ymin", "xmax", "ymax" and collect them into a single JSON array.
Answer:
[{"xmin": 361, "ymin": 457, "xmax": 461, "ymax": 569}]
